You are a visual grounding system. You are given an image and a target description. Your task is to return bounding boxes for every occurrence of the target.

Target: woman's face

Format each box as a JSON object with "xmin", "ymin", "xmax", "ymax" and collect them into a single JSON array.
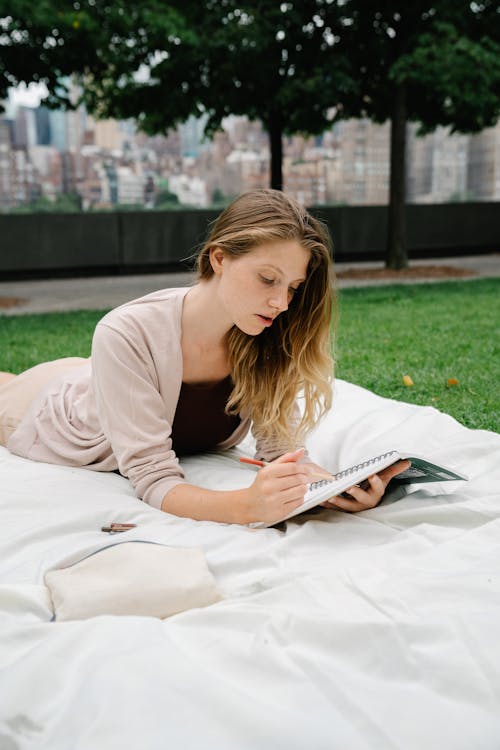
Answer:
[{"xmin": 211, "ymin": 240, "xmax": 310, "ymax": 336}]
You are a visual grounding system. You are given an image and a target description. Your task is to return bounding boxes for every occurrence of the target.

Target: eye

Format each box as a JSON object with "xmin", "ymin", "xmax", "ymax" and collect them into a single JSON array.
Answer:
[
  {"xmin": 259, "ymin": 274, "xmax": 275, "ymax": 285},
  {"xmin": 288, "ymin": 285, "xmax": 301, "ymax": 297}
]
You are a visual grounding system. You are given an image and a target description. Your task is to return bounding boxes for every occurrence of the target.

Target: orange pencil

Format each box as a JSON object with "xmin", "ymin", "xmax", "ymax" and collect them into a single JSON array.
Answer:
[{"xmin": 239, "ymin": 457, "xmax": 268, "ymax": 467}]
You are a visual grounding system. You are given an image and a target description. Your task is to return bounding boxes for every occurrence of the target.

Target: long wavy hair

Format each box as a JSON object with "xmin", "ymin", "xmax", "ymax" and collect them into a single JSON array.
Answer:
[{"xmin": 197, "ymin": 189, "xmax": 335, "ymax": 449}]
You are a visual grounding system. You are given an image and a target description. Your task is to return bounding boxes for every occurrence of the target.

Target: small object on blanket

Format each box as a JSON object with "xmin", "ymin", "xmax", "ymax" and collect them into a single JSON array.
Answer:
[
  {"xmin": 101, "ymin": 522, "xmax": 137, "ymax": 533},
  {"xmin": 44, "ymin": 542, "xmax": 223, "ymax": 621}
]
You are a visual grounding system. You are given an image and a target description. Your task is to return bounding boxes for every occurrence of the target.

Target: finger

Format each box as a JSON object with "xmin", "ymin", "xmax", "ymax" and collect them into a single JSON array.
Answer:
[
  {"xmin": 273, "ymin": 448, "xmax": 306, "ymax": 465},
  {"xmin": 320, "ymin": 500, "xmax": 342, "ymax": 509},
  {"xmin": 365, "ymin": 473, "xmax": 386, "ymax": 497},
  {"xmin": 339, "ymin": 476, "xmax": 377, "ymax": 500},
  {"xmin": 306, "ymin": 468, "xmax": 334, "ymax": 481},
  {"xmin": 299, "ymin": 462, "xmax": 334, "ymax": 481},
  {"xmin": 263, "ymin": 463, "xmax": 309, "ymax": 481},
  {"xmin": 378, "ymin": 460, "xmax": 411, "ymax": 483},
  {"xmin": 324, "ymin": 495, "xmax": 365, "ymax": 512},
  {"xmin": 267, "ymin": 474, "xmax": 310, "ymax": 493},
  {"xmin": 339, "ymin": 475, "xmax": 385, "ymax": 508}
]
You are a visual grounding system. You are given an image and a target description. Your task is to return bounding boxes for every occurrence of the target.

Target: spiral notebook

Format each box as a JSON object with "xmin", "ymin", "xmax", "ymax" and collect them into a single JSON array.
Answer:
[{"xmin": 249, "ymin": 450, "xmax": 468, "ymax": 528}]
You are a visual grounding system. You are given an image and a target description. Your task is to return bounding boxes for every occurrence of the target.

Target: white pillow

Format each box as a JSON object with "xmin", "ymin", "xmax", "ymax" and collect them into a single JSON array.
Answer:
[{"xmin": 45, "ymin": 541, "xmax": 223, "ymax": 621}]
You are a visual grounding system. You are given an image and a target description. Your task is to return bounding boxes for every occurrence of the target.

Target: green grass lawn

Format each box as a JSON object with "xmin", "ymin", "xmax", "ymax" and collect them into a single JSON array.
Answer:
[
  {"xmin": 1, "ymin": 278, "xmax": 498, "ymax": 432},
  {"xmin": 335, "ymin": 278, "xmax": 499, "ymax": 432}
]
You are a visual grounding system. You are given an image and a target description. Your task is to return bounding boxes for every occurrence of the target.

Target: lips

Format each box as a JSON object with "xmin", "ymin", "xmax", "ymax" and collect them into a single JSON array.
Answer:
[{"xmin": 256, "ymin": 314, "xmax": 274, "ymax": 326}]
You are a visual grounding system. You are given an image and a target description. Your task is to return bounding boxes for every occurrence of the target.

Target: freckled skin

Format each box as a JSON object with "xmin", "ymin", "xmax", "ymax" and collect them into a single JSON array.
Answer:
[{"xmin": 210, "ymin": 240, "xmax": 310, "ymax": 336}]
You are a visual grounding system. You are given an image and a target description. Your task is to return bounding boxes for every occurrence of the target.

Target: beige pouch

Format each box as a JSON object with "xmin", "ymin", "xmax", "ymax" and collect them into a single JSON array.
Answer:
[{"xmin": 44, "ymin": 541, "xmax": 223, "ymax": 621}]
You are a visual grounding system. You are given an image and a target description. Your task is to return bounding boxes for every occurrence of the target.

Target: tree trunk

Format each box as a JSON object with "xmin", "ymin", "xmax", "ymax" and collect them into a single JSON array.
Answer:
[
  {"xmin": 267, "ymin": 111, "xmax": 283, "ymax": 190},
  {"xmin": 386, "ymin": 83, "xmax": 408, "ymax": 269}
]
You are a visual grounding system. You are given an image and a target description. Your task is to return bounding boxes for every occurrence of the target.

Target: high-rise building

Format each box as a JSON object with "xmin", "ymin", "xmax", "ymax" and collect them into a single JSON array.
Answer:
[
  {"xmin": 60, "ymin": 151, "xmax": 77, "ymax": 195},
  {"xmin": 179, "ymin": 114, "xmax": 209, "ymax": 158},
  {"xmin": 467, "ymin": 123, "xmax": 500, "ymax": 201},
  {"xmin": 325, "ymin": 119, "xmax": 390, "ymax": 205},
  {"xmin": 29, "ymin": 146, "xmax": 63, "ymax": 200},
  {"xmin": 34, "ymin": 107, "xmax": 51, "ymax": 146},
  {"xmin": 0, "ymin": 118, "xmax": 15, "ymax": 209},
  {"xmin": 116, "ymin": 166, "xmax": 144, "ymax": 205},
  {"xmin": 12, "ymin": 106, "xmax": 38, "ymax": 149},
  {"xmin": 407, "ymin": 125, "xmax": 468, "ymax": 203},
  {"xmin": 3, "ymin": 82, "xmax": 500, "ymax": 212},
  {"xmin": 0, "ymin": 115, "xmax": 44, "ymax": 208},
  {"xmin": 285, "ymin": 158, "xmax": 328, "ymax": 206},
  {"xmin": 48, "ymin": 110, "xmax": 68, "ymax": 151},
  {"xmin": 90, "ymin": 117, "xmax": 125, "ymax": 152}
]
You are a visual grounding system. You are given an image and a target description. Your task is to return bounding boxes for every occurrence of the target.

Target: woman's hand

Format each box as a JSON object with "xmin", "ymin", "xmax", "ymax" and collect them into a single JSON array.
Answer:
[
  {"xmin": 245, "ymin": 448, "xmax": 309, "ymax": 525},
  {"xmin": 319, "ymin": 460, "xmax": 411, "ymax": 513}
]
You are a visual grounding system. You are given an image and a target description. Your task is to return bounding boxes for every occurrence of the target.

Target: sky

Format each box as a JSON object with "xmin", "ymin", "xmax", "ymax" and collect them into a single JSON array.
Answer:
[{"xmin": 6, "ymin": 83, "xmax": 48, "ymax": 115}]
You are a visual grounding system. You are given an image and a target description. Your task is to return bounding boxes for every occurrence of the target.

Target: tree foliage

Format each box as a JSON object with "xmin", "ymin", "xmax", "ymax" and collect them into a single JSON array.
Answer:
[
  {"xmin": 0, "ymin": 1, "xmax": 354, "ymax": 188},
  {"xmin": 1, "ymin": 1, "xmax": 499, "ymax": 266},
  {"xmin": 9, "ymin": 192, "xmax": 82, "ymax": 213},
  {"xmin": 331, "ymin": 0, "xmax": 500, "ymax": 266},
  {"xmin": 3, "ymin": 2, "xmax": 362, "ymax": 190},
  {"xmin": 337, "ymin": 1, "xmax": 500, "ymax": 133}
]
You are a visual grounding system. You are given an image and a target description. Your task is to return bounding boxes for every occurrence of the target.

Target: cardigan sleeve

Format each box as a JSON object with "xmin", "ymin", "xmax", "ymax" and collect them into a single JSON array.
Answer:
[{"xmin": 91, "ymin": 321, "xmax": 186, "ymax": 509}]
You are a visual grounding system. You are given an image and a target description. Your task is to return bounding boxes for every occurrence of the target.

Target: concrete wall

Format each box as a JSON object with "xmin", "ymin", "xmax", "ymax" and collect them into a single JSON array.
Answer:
[{"xmin": 1, "ymin": 203, "xmax": 498, "ymax": 278}]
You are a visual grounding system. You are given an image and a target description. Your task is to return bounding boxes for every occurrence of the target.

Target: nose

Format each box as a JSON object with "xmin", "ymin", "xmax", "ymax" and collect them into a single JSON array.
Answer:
[{"xmin": 269, "ymin": 287, "xmax": 289, "ymax": 313}]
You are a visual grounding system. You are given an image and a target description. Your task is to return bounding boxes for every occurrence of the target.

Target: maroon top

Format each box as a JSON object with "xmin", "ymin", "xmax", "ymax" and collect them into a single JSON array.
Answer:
[{"xmin": 171, "ymin": 376, "xmax": 241, "ymax": 456}]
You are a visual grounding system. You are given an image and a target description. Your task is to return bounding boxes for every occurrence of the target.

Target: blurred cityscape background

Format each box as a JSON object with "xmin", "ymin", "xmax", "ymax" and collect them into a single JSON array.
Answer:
[{"xmin": 2, "ymin": 80, "xmax": 498, "ymax": 214}]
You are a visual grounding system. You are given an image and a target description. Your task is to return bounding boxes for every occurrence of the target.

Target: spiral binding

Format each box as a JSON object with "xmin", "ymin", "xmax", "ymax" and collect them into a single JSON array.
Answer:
[{"xmin": 309, "ymin": 450, "xmax": 397, "ymax": 490}]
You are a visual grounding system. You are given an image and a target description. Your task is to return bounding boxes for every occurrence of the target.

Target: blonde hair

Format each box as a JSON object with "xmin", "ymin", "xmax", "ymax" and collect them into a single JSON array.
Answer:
[{"xmin": 197, "ymin": 189, "xmax": 335, "ymax": 449}]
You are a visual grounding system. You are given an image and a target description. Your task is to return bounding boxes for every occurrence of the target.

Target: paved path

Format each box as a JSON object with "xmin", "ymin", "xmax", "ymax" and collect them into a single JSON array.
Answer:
[{"xmin": 0, "ymin": 254, "xmax": 498, "ymax": 315}]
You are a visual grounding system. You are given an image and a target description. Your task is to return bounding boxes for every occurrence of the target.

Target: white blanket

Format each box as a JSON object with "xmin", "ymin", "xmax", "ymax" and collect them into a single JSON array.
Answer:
[{"xmin": 1, "ymin": 380, "xmax": 499, "ymax": 750}]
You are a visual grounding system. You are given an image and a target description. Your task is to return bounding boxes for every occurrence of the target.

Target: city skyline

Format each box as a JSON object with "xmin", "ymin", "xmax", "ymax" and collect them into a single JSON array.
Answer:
[{"xmin": 1, "ymin": 84, "xmax": 499, "ymax": 212}]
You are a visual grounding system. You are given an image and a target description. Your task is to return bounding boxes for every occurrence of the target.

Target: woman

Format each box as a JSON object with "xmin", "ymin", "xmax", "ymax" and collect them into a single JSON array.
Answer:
[{"xmin": 0, "ymin": 189, "xmax": 405, "ymax": 525}]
